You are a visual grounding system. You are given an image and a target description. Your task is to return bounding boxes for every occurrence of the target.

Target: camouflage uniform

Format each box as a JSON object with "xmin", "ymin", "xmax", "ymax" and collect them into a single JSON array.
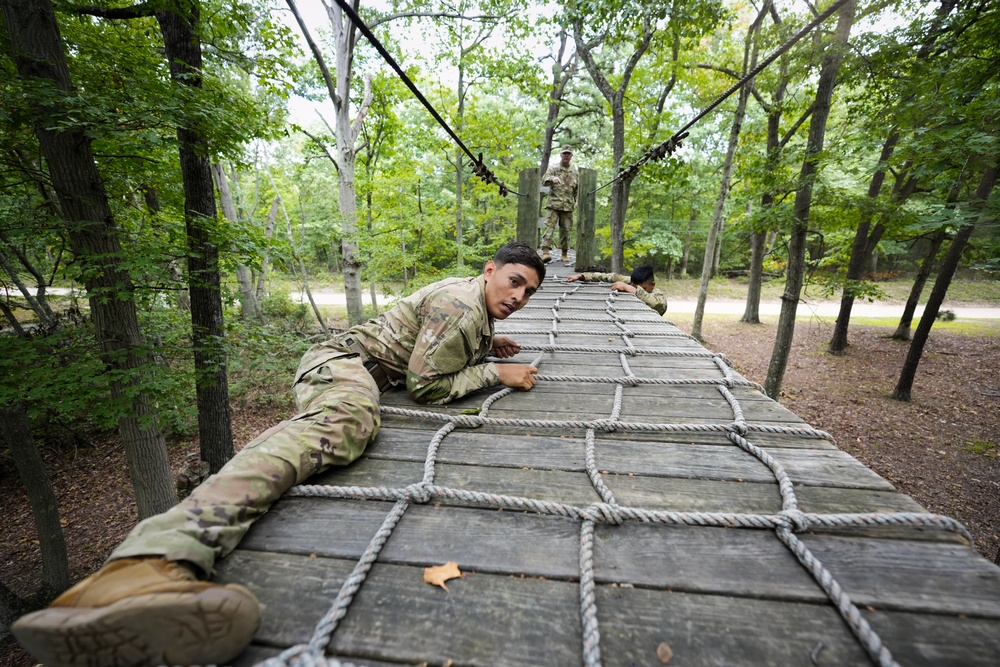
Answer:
[
  {"xmin": 581, "ymin": 272, "xmax": 668, "ymax": 315},
  {"xmin": 541, "ymin": 161, "xmax": 579, "ymax": 259},
  {"xmin": 109, "ymin": 276, "xmax": 500, "ymax": 575}
]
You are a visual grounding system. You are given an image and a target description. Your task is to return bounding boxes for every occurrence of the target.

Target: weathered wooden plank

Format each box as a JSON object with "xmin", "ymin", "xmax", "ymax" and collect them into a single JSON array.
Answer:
[
  {"xmin": 595, "ymin": 440, "xmax": 894, "ymax": 490},
  {"xmin": 217, "ymin": 550, "xmax": 584, "ymax": 667},
  {"xmin": 243, "ymin": 500, "xmax": 581, "ymax": 577},
  {"xmin": 608, "ymin": 474, "xmax": 925, "ymax": 514},
  {"xmin": 368, "ymin": 428, "xmax": 589, "ymax": 470},
  {"xmin": 376, "ymin": 418, "xmax": 841, "ymax": 451},
  {"xmin": 799, "ymin": 534, "xmax": 1000, "ymax": 616},
  {"xmin": 240, "ymin": 500, "xmax": 989, "ymax": 616},
  {"xmin": 596, "ymin": 586, "xmax": 1000, "ymax": 667},
  {"xmin": 310, "ymin": 460, "xmax": 604, "ymax": 507},
  {"xmin": 866, "ymin": 609, "xmax": 1000, "ymax": 665},
  {"xmin": 359, "ymin": 427, "xmax": 888, "ymax": 491}
]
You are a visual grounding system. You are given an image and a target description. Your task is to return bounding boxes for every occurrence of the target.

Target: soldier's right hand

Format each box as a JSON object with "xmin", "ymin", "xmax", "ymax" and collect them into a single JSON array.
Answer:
[
  {"xmin": 497, "ymin": 364, "xmax": 538, "ymax": 391},
  {"xmin": 566, "ymin": 274, "xmax": 583, "ymax": 282},
  {"xmin": 552, "ymin": 176, "xmax": 562, "ymax": 184}
]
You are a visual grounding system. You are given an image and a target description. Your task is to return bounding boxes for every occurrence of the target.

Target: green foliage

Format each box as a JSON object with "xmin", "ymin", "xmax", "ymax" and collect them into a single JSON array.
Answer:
[{"xmin": 260, "ymin": 289, "xmax": 308, "ymax": 326}]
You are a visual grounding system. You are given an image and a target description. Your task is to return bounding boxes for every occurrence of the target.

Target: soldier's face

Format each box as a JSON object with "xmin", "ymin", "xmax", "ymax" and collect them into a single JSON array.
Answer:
[
  {"xmin": 560, "ymin": 152, "xmax": 572, "ymax": 167},
  {"xmin": 483, "ymin": 261, "xmax": 541, "ymax": 319}
]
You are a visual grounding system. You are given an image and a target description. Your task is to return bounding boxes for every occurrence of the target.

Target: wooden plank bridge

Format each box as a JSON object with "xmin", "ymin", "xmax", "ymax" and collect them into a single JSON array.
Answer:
[{"xmin": 216, "ymin": 260, "xmax": 1000, "ymax": 667}]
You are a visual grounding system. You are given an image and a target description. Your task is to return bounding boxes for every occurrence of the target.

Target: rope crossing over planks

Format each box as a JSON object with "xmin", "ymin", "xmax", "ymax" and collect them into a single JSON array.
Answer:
[{"xmin": 259, "ymin": 277, "xmax": 971, "ymax": 667}]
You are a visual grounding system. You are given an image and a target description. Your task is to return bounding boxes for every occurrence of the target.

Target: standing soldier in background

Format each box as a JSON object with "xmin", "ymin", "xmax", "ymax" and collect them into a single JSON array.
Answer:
[
  {"xmin": 540, "ymin": 146, "xmax": 579, "ymax": 263},
  {"xmin": 567, "ymin": 265, "xmax": 667, "ymax": 315}
]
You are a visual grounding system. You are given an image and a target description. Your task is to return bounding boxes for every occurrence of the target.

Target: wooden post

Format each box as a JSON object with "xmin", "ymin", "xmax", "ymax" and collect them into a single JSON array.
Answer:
[
  {"xmin": 516, "ymin": 169, "xmax": 541, "ymax": 247},
  {"xmin": 575, "ymin": 168, "xmax": 597, "ymax": 270}
]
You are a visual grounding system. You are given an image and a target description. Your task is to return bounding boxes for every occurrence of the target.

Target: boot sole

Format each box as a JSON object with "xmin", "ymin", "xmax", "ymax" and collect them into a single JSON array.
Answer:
[{"xmin": 12, "ymin": 585, "xmax": 260, "ymax": 667}]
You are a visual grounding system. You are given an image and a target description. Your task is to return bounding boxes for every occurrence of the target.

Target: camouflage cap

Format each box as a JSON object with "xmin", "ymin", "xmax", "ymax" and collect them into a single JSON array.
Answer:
[{"xmin": 559, "ymin": 146, "xmax": 574, "ymax": 155}]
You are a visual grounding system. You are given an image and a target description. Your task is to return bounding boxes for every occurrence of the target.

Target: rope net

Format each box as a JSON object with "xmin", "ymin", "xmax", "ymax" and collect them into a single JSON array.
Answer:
[{"xmin": 257, "ymin": 275, "xmax": 970, "ymax": 667}]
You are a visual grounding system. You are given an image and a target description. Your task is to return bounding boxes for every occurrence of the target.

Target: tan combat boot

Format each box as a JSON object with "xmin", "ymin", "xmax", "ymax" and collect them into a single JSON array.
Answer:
[
  {"xmin": 541, "ymin": 251, "xmax": 552, "ymax": 264},
  {"xmin": 12, "ymin": 556, "xmax": 261, "ymax": 667}
]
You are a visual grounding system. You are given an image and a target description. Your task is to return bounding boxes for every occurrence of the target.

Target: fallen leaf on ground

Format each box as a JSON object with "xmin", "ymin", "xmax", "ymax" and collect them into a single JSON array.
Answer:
[
  {"xmin": 424, "ymin": 561, "xmax": 464, "ymax": 591},
  {"xmin": 657, "ymin": 641, "xmax": 673, "ymax": 664}
]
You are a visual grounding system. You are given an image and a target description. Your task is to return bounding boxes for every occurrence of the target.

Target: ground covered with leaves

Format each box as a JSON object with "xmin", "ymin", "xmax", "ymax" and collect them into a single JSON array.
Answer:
[{"xmin": 2, "ymin": 312, "xmax": 999, "ymax": 666}]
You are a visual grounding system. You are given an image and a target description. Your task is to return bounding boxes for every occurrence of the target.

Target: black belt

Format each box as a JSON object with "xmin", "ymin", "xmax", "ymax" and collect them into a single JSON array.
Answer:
[{"xmin": 341, "ymin": 334, "xmax": 395, "ymax": 393}]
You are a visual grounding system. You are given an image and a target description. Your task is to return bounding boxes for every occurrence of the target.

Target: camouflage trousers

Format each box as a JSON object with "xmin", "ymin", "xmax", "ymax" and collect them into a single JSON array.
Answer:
[
  {"xmin": 109, "ymin": 353, "xmax": 380, "ymax": 576},
  {"xmin": 541, "ymin": 208, "xmax": 573, "ymax": 257}
]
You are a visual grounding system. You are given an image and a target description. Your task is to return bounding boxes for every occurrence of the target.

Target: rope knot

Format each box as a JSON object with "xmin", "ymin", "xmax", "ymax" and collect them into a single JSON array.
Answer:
[
  {"xmin": 780, "ymin": 509, "xmax": 809, "ymax": 532},
  {"xmin": 404, "ymin": 483, "xmax": 432, "ymax": 504},
  {"xmin": 621, "ymin": 376, "xmax": 640, "ymax": 387},
  {"xmin": 590, "ymin": 503, "xmax": 625, "ymax": 525},
  {"xmin": 453, "ymin": 414, "xmax": 483, "ymax": 428},
  {"xmin": 731, "ymin": 420, "xmax": 748, "ymax": 436}
]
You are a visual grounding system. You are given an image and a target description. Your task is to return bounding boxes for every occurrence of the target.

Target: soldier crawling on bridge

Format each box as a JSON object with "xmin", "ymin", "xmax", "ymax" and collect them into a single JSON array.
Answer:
[
  {"xmin": 567, "ymin": 264, "xmax": 667, "ymax": 315},
  {"xmin": 12, "ymin": 241, "xmax": 546, "ymax": 667}
]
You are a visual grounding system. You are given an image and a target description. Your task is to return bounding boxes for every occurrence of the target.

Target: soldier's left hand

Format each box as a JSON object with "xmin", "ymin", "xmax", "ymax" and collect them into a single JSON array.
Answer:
[
  {"xmin": 611, "ymin": 281, "xmax": 636, "ymax": 294},
  {"xmin": 492, "ymin": 336, "xmax": 521, "ymax": 359}
]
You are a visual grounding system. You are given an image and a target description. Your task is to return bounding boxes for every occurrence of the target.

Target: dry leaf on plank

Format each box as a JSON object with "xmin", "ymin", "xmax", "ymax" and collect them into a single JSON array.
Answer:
[{"xmin": 423, "ymin": 561, "xmax": 464, "ymax": 591}]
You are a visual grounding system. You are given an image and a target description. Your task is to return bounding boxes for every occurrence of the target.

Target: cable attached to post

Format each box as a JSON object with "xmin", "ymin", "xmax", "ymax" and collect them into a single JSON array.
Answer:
[
  {"xmin": 591, "ymin": 0, "xmax": 855, "ymax": 194},
  {"xmin": 331, "ymin": 0, "xmax": 520, "ymax": 197}
]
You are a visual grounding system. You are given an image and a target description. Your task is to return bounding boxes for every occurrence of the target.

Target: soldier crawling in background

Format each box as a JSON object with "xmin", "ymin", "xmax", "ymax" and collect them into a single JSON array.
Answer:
[
  {"xmin": 13, "ymin": 241, "xmax": 546, "ymax": 667},
  {"xmin": 540, "ymin": 146, "xmax": 579, "ymax": 263},
  {"xmin": 567, "ymin": 264, "xmax": 667, "ymax": 315}
]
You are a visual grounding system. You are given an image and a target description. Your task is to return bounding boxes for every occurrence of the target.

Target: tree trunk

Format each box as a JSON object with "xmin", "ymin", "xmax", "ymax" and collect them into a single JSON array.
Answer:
[
  {"xmin": 156, "ymin": 5, "xmax": 234, "ymax": 473},
  {"xmin": 765, "ymin": 0, "xmax": 854, "ymax": 399},
  {"xmin": 893, "ymin": 164, "xmax": 997, "ymax": 401},
  {"xmin": 741, "ymin": 230, "xmax": 765, "ymax": 323},
  {"xmin": 892, "ymin": 229, "xmax": 947, "ymax": 341},
  {"xmin": 574, "ymin": 18, "xmax": 655, "ymax": 274},
  {"xmin": 2, "ymin": 0, "xmax": 176, "ymax": 518},
  {"xmin": 540, "ymin": 32, "xmax": 576, "ymax": 176},
  {"xmin": 681, "ymin": 206, "xmax": 695, "ymax": 276},
  {"xmin": 212, "ymin": 164, "xmax": 259, "ymax": 321},
  {"xmin": 1, "ymin": 401, "xmax": 70, "ymax": 600},
  {"xmin": 693, "ymin": 5, "xmax": 764, "ymax": 339},
  {"xmin": 829, "ymin": 131, "xmax": 898, "ymax": 353},
  {"xmin": 257, "ymin": 197, "xmax": 279, "ymax": 301},
  {"xmin": 271, "ymin": 178, "xmax": 327, "ymax": 335}
]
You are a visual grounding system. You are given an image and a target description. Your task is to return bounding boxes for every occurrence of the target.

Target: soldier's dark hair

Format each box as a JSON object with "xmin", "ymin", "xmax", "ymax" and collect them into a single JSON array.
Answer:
[
  {"xmin": 630, "ymin": 265, "xmax": 655, "ymax": 285},
  {"xmin": 493, "ymin": 241, "xmax": 546, "ymax": 283}
]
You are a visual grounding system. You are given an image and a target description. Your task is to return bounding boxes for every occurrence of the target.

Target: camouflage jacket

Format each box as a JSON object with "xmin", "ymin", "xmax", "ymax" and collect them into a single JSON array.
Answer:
[
  {"xmin": 542, "ymin": 163, "xmax": 579, "ymax": 212},
  {"xmin": 581, "ymin": 272, "xmax": 668, "ymax": 315},
  {"xmin": 297, "ymin": 276, "xmax": 499, "ymax": 405}
]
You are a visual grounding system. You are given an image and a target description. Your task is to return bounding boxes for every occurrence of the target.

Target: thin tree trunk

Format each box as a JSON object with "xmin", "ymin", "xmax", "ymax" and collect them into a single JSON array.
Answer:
[
  {"xmin": 2, "ymin": 0, "xmax": 176, "ymax": 517},
  {"xmin": 765, "ymin": 0, "xmax": 854, "ymax": 398},
  {"xmin": 271, "ymin": 177, "xmax": 327, "ymax": 335},
  {"xmin": 681, "ymin": 206, "xmax": 695, "ymax": 276},
  {"xmin": 212, "ymin": 164, "xmax": 259, "ymax": 320},
  {"xmin": 693, "ymin": 4, "xmax": 765, "ymax": 339},
  {"xmin": 455, "ymin": 61, "xmax": 465, "ymax": 269},
  {"xmin": 0, "ymin": 401, "xmax": 69, "ymax": 600},
  {"xmin": 893, "ymin": 164, "xmax": 997, "ymax": 401},
  {"xmin": 892, "ymin": 229, "xmax": 947, "ymax": 341},
  {"xmin": 257, "ymin": 197, "xmax": 279, "ymax": 301},
  {"xmin": 156, "ymin": 5, "xmax": 234, "ymax": 473},
  {"xmin": 829, "ymin": 131, "xmax": 899, "ymax": 353},
  {"xmin": 574, "ymin": 17, "xmax": 654, "ymax": 274},
  {"xmin": 0, "ymin": 231, "xmax": 57, "ymax": 326},
  {"xmin": 742, "ymin": 230, "xmax": 765, "ymax": 323},
  {"xmin": 0, "ymin": 247, "xmax": 55, "ymax": 328}
]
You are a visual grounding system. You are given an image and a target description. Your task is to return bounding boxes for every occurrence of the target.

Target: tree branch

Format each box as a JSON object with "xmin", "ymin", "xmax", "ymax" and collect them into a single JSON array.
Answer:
[
  {"xmin": 285, "ymin": 0, "xmax": 341, "ymax": 109},
  {"xmin": 779, "ymin": 102, "xmax": 814, "ymax": 149},
  {"xmin": 300, "ymin": 128, "xmax": 340, "ymax": 172},
  {"xmin": 368, "ymin": 11, "xmax": 499, "ymax": 30},
  {"xmin": 69, "ymin": 2, "xmax": 157, "ymax": 19}
]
